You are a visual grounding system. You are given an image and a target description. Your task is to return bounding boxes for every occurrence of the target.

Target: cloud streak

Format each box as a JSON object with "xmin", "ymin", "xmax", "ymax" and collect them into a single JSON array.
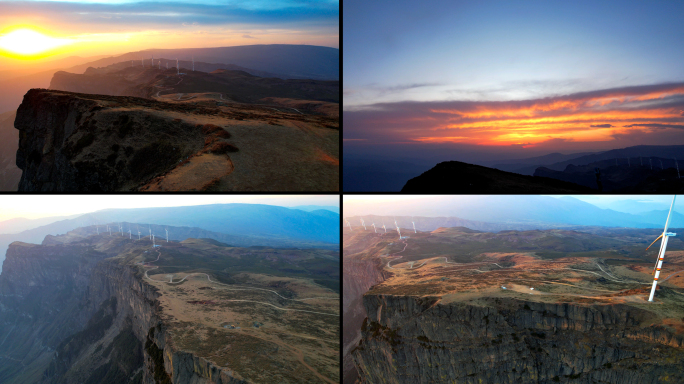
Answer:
[
  {"xmin": 0, "ymin": 1, "xmax": 339, "ymax": 31},
  {"xmin": 344, "ymin": 82, "xmax": 684, "ymax": 149}
]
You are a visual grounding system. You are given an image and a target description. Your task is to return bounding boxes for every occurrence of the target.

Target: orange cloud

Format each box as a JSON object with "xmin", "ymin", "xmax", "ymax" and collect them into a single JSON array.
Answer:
[{"xmin": 345, "ymin": 82, "xmax": 684, "ymax": 148}]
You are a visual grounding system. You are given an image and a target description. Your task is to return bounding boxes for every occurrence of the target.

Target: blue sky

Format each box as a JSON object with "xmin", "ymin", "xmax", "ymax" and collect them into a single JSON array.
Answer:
[
  {"xmin": 0, "ymin": 0, "xmax": 339, "ymax": 58},
  {"xmin": 344, "ymin": 0, "xmax": 684, "ymax": 107}
]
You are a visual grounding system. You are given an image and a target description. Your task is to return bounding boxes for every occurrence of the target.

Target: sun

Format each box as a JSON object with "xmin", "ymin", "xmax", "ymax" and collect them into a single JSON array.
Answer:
[{"xmin": 0, "ymin": 29, "xmax": 72, "ymax": 56}]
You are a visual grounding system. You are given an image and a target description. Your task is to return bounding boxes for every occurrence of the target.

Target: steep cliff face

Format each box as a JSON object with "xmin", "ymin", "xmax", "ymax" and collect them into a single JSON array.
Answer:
[
  {"xmin": 0, "ymin": 110, "xmax": 21, "ymax": 191},
  {"xmin": 0, "ymin": 242, "xmax": 110, "ymax": 384},
  {"xmin": 343, "ymin": 258, "xmax": 389, "ymax": 384},
  {"xmin": 353, "ymin": 294, "xmax": 684, "ymax": 384},
  {"xmin": 14, "ymin": 89, "xmax": 207, "ymax": 191},
  {"xmin": 14, "ymin": 88, "xmax": 339, "ymax": 192},
  {"xmin": 0, "ymin": 239, "xmax": 249, "ymax": 384}
]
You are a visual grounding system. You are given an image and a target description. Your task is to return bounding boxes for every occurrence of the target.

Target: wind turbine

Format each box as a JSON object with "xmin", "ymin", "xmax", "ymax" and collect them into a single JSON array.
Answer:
[
  {"xmin": 372, "ymin": 221, "xmax": 377, "ymax": 233},
  {"xmin": 128, "ymin": 229, "xmax": 132, "ymax": 239},
  {"xmin": 149, "ymin": 225, "xmax": 152, "ymax": 239},
  {"xmin": 119, "ymin": 223, "xmax": 123, "ymax": 236},
  {"xmin": 382, "ymin": 220, "xmax": 387, "ymax": 233},
  {"xmin": 360, "ymin": 218, "xmax": 366, "ymax": 230},
  {"xmin": 137, "ymin": 225, "xmax": 141, "ymax": 240},
  {"xmin": 152, "ymin": 234, "xmax": 156, "ymax": 247},
  {"xmin": 108, "ymin": 225, "xmax": 111, "ymax": 236},
  {"xmin": 96, "ymin": 225, "xmax": 100, "ymax": 235},
  {"xmin": 394, "ymin": 218, "xmax": 401, "ymax": 239},
  {"xmin": 412, "ymin": 217, "xmax": 417, "ymax": 234},
  {"xmin": 345, "ymin": 219, "xmax": 352, "ymax": 231},
  {"xmin": 646, "ymin": 195, "xmax": 677, "ymax": 302},
  {"xmin": 675, "ymin": 158, "xmax": 681, "ymax": 179},
  {"xmin": 165, "ymin": 228, "xmax": 169, "ymax": 242}
]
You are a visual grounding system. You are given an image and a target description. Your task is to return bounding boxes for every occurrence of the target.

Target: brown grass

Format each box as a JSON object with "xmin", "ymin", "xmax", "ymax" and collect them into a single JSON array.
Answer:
[{"xmin": 207, "ymin": 142, "xmax": 239, "ymax": 154}]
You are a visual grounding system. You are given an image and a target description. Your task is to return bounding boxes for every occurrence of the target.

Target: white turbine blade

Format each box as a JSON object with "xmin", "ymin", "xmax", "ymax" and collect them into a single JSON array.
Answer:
[{"xmin": 663, "ymin": 195, "xmax": 677, "ymax": 232}]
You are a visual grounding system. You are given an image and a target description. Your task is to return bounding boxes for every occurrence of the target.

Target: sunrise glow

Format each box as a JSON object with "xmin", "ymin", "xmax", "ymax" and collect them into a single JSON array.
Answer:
[{"xmin": 0, "ymin": 29, "xmax": 72, "ymax": 56}]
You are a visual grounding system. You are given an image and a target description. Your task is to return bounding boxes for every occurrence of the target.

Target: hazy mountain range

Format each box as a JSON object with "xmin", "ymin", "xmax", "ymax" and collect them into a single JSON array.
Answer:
[
  {"xmin": 344, "ymin": 195, "xmax": 683, "ymax": 230},
  {"xmin": 0, "ymin": 204, "xmax": 339, "ymax": 273},
  {"xmin": 0, "ymin": 44, "xmax": 339, "ymax": 114}
]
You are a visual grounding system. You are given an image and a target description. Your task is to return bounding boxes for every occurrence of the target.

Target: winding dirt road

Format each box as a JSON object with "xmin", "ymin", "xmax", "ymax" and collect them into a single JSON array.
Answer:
[{"xmin": 139, "ymin": 248, "xmax": 339, "ymax": 317}]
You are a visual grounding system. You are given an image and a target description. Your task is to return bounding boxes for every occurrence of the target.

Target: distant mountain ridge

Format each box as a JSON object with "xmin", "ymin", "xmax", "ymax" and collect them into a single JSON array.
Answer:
[
  {"xmin": 491, "ymin": 145, "xmax": 684, "ymax": 175},
  {"xmin": 66, "ymin": 45, "xmax": 339, "ymax": 81},
  {"xmin": 0, "ymin": 203, "xmax": 339, "ymax": 272}
]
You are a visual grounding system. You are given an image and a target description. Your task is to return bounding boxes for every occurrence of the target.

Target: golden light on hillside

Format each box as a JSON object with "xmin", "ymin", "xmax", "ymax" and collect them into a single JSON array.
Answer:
[{"xmin": 0, "ymin": 29, "xmax": 72, "ymax": 56}]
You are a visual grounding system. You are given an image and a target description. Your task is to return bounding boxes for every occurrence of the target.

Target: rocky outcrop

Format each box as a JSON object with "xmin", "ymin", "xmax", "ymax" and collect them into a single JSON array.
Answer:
[
  {"xmin": 0, "ymin": 237, "xmax": 248, "ymax": 384},
  {"xmin": 0, "ymin": 110, "xmax": 21, "ymax": 191},
  {"xmin": 14, "ymin": 89, "xmax": 213, "ymax": 191},
  {"xmin": 353, "ymin": 294, "xmax": 684, "ymax": 383},
  {"xmin": 343, "ymin": 232, "xmax": 393, "ymax": 384}
]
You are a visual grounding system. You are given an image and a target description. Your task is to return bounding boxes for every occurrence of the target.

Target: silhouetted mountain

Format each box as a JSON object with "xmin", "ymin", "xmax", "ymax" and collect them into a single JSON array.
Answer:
[
  {"xmin": 50, "ymin": 65, "xmax": 339, "ymax": 104},
  {"xmin": 534, "ymin": 159, "xmax": 684, "ymax": 192},
  {"xmin": 66, "ymin": 45, "xmax": 339, "ymax": 81},
  {"xmin": 498, "ymin": 145, "xmax": 684, "ymax": 175},
  {"xmin": 490, "ymin": 151, "xmax": 596, "ymax": 174},
  {"xmin": 400, "ymin": 161, "xmax": 592, "ymax": 193}
]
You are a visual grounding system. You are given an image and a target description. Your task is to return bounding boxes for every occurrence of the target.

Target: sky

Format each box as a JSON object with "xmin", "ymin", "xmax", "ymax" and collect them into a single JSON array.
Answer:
[
  {"xmin": 344, "ymin": 0, "xmax": 684, "ymax": 161},
  {"xmin": 0, "ymin": 0, "xmax": 338, "ymax": 61},
  {"xmin": 0, "ymin": 195, "xmax": 339, "ymax": 221},
  {"xmin": 343, "ymin": 195, "xmax": 681, "ymax": 216}
]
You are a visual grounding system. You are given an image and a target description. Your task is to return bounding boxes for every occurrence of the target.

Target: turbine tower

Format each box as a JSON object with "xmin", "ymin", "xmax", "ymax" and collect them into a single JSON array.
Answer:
[
  {"xmin": 360, "ymin": 218, "xmax": 366, "ymax": 230},
  {"xmin": 372, "ymin": 221, "xmax": 377, "ymax": 233},
  {"xmin": 382, "ymin": 220, "xmax": 387, "ymax": 233},
  {"xmin": 675, "ymin": 158, "xmax": 681, "ymax": 178},
  {"xmin": 165, "ymin": 228, "xmax": 169, "ymax": 242},
  {"xmin": 137, "ymin": 225, "xmax": 141, "ymax": 240},
  {"xmin": 412, "ymin": 217, "xmax": 417, "ymax": 234},
  {"xmin": 152, "ymin": 234, "xmax": 156, "ymax": 247},
  {"xmin": 394, "ymin": 218, "xmax": 401, "ymax": 239},
  {"xmin": 96, "ymin": 225, "xmax": 99, "ymax": 235},
  {"xmin": 646, "ymin": 195, "xmax": 677, "ymax": 302},
  {"xmin": 149, "ymin": 225, "xmax": 152, "ymax": 239},
  {"xmin": 128, "ymin": 230, "xmax": 132, "ymax": 239},
  {"xmin": 108, "ymin": 225, "xmax": 111, "ymax": 236}
]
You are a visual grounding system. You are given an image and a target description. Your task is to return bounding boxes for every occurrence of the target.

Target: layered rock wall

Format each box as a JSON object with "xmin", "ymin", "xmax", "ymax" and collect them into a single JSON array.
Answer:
[{"xmin": 353, "ymin": 294, "xmax": 684, "ymax": 384}]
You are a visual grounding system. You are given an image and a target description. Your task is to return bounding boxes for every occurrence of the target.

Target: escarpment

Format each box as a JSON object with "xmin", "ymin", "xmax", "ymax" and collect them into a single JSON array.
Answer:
[
  {"xmin": 15, "ymin": 89, "xmax": 209, "ymax": 191},
  {"xmin": 353, "ymin": 294, "xmax": 684, "ymax": 384},
  {"xmin": 14, "ymin": 88, "xmax": 339, "ymax": 191},
  {"xmin": 0, "ymin": 237, "xmax": 247, "ymax": 383}
]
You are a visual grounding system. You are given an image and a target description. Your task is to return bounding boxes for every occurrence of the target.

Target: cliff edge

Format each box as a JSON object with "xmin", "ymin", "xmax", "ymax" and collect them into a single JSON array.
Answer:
[{"xmin": 15, "ymin": 89, "xmax": 338, "ymax": 191}]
